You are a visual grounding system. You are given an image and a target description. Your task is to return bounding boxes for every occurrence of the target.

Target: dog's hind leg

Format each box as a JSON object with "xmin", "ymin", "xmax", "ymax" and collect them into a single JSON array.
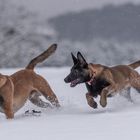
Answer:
[
  {"xmin": 120, "ymin": 88, "xmax": 133, "ymax": 102},
  {"xmin": 41, "ymin": 86, "xmax": 60, "ymax": 108},
  {"xmin": 100, "ymin": 85, "xmax": 116, "ymax": 107},
  {"xmin": 2, "ymin": 78, "xmax": 14, "ymax": 119},
  {"xmin": 130, "ymin": 75, "xmax": 140, "ymax": 90},
  {"xmin": 3, "ymin": 99, "xmax": 14, "ymax": 119},
  {"xmin": 29, "ymin": 91, "xmax": 52, "ymax": 108},
  {"xmin": 34, "ymin": 75, "xmax": 60, "ymax": 108},
  {"xmin": 134, "ymin": 88, "xmax": 140, "ymax": 94}
]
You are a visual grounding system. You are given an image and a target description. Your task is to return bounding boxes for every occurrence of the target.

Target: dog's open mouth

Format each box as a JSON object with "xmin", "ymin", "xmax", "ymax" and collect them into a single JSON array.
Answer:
[{"xmin": 70, "ymin": 79, "xmax": 80, "ymax": 87}]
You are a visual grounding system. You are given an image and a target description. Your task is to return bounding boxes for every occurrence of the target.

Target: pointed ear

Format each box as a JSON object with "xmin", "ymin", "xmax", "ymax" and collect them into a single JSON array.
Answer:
[
  {"xmin": 77, "ymin": 52, "xmax": 87, "ymax": 67},
  {"xmin": 71, "ymin": 53, "xmax": 78, "ymax": 65}
]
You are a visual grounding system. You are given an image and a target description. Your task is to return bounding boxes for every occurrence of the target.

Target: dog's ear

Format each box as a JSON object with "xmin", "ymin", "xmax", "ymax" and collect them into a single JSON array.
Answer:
[
  {"xmin": 0, "ymin": 75, "xmax": 7, "ymax": 88},
  {"xmin": 77, "ymin": 52, "xmax": 87, "ymax": 67},
  {"xmin": 71, "ymin": 53, "xmax": 78, "ymax": 65}
]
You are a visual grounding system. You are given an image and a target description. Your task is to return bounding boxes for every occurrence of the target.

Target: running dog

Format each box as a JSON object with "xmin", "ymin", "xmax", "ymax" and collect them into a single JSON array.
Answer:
[
  {"xmin": 0, "ymin": 44, "xmax": 60, "ymax": 119},
  {"xmin": 64, "ymin": 52, "xmax": 140, "ymax": 109}
]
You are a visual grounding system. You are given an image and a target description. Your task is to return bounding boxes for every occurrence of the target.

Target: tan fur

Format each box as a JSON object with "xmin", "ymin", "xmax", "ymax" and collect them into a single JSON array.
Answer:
[
  {"xmin": 87, "ymin": 62, "xmax": 140, "ymax": 108},
  {"xmin": 0, "ymin": 44, "xmax": 60, "ymax": 119}
]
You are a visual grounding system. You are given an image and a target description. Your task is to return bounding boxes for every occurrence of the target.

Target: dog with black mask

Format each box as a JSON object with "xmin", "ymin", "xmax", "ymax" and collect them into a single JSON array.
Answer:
[{"xmin": 64, "ymin": 52, "xmax": 140, "ymax": 108}]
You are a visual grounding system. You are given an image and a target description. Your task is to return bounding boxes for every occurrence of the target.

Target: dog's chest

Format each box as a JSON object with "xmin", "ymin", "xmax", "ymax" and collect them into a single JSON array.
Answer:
[{"xmin": 86, "ymin": 78, "xmax": 110, "ymax": 97}]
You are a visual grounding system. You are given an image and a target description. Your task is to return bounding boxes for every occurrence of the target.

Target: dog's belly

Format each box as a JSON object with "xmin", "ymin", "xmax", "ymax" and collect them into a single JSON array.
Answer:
[
  {"xmin": 0, "ymin": 106, "xmax": 4, "ymax": 113},
  {"xmin": 0, "ymin": 96, "xmax": 4, "ymax": 113}
]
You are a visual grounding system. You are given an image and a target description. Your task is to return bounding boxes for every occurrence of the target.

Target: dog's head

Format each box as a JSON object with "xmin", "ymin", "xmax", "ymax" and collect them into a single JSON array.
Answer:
[{"xmin": 64, "ymin": 52, "xmax": 91, "ymax": 87}]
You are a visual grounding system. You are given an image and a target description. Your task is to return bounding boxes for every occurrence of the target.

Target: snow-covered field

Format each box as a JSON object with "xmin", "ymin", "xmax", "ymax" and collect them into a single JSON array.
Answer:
[{"xmin": 1, "ymin": 67, "xmax": 140, "ymax": 140}]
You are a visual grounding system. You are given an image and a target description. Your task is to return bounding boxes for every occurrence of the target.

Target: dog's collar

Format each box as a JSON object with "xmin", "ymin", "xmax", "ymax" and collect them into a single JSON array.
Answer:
[{"xmin": 87, "ymin": 74, "xmax": 95, "ymax": 85}]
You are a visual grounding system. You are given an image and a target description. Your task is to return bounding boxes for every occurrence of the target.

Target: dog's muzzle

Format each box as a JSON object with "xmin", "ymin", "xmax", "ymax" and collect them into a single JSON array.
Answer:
[
  {"xmin": 64, "ymin": 77, "xmax": 69, "ymax": 83},
  {"xmin": 64, "ymin": 76, "xmax": 80, "ymax": 87}
]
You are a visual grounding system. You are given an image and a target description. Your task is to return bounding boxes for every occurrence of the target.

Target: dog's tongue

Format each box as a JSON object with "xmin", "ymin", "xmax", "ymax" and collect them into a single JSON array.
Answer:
[
  {"xmin": 70, "ymin": 79, "xmax": 79, "ymax": 87},
  {"xmin": 70, "ymin": 82, "xmax": 76, "ymax": 87}
]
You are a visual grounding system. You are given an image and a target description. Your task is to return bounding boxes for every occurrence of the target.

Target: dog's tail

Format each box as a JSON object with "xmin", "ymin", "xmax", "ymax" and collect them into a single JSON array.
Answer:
[
  {"xmin": 26, "ymin": 44, "xmax": 57, "ymax": 70},
  {"xmin": 128, "ymin": 60, "xmax": 140, "ymax": 69}
]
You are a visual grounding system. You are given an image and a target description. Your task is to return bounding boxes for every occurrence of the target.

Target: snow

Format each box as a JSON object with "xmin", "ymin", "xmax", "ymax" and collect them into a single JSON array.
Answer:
[{"xmin": 1, "ymin": 67, "xmax": 140, "ymax": 140}]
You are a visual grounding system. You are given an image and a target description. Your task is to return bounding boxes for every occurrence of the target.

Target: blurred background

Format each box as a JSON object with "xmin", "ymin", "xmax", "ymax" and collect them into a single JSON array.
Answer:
[{"xmin": 0, "ymin": 0, "xmax": 140, "ymax": 68}]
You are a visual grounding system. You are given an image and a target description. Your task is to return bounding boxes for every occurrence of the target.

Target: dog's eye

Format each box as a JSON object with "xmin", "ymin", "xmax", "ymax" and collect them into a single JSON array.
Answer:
[{"xmin": 74, "ymin": 70, "xmax": 78, "ymax": 75}]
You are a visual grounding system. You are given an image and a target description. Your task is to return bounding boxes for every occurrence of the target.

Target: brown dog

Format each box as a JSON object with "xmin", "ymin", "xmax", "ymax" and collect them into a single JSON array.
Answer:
[
  {"xmin": 64, "ymin": 52, "xmax": 140, "ymax": 109},
  {"xmin": 88, "ymin": 61, "xmax": 140, "ymax": 108},
  {"xmin": 0, "ymin": 44, "xmax": 60, "ymax": 119}
]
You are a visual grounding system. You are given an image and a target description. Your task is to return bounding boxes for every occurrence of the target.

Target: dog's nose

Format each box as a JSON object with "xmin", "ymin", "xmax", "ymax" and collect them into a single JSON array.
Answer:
[
  {"xmin": 64, "ymin": 78, "xmax": 67, "ymax": 83},
  {"xmin": 64, "ymin": 77, "xmax": 68, "ymax": 83}
]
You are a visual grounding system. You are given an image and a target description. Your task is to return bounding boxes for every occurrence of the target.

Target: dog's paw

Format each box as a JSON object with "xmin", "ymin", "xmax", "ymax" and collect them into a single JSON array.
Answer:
[
  {"xmin": 54, "ymin": 103, "xmax": 61, "ymax": 109},
  {"xmin": 100, "ymin": 99, "xmax": 107, "ymax": 108},
  {"xmin": 88, "ymin": 100, "xmax": 98, "ymax": 109},
  {"xmin": 25, "ymin": 110, "xmax": 41, "ymax": 116},
  {"xmin": 86, "ymin": 93, "xmax": 98, "ymax": 109},
  {"xmin": 87, "ymin": 100, "xmax": 98, "ymax": 109},
  {"xmin": 92, "ymin": 101, "xmax": 98, "ymax": 109}
]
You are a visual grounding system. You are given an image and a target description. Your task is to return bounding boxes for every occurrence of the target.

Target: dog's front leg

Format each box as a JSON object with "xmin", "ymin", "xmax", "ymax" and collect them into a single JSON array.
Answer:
[
  {"xmin": 86, "ymin": 93, "xmax": 97, "ymax": 108},
  {"xmin": 100, "ymin": 85, "xmax": 115, "ymax": 107},
  {"xmin": 85, "ymin": 83, "xmax": 97, "ymax": 108}
]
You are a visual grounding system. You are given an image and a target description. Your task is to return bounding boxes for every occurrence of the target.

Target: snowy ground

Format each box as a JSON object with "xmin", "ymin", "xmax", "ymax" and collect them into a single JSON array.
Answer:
[{"xmin": 1, "ymin": 67, "xmax": 140, "ymax": 140}]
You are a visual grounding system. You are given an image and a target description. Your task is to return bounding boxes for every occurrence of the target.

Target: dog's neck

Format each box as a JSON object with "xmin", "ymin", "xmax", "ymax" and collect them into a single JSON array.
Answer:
[
  {"xmin": 88, "ymin": 63, "xmax": 104, "ymax": 77},
  {"xmin": 88, "ymin": 63, "xmax": 104, "ymax": 82}
]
